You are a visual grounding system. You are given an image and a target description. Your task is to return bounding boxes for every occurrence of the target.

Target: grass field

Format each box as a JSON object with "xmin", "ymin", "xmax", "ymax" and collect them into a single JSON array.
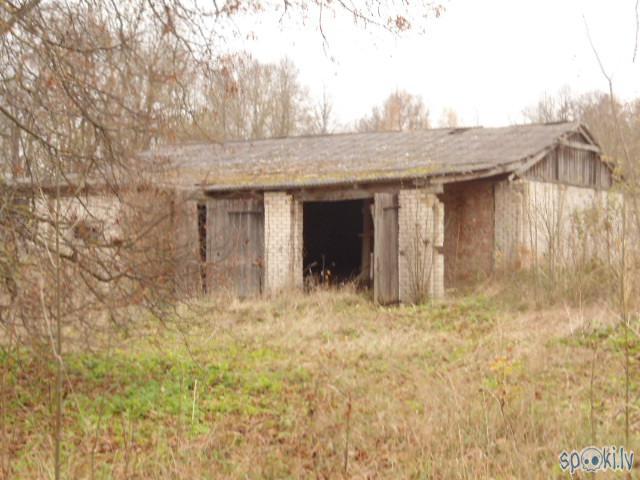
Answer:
[{"xmin": 1, "ymin": 286, "xmax": 638, "ymax": 478}]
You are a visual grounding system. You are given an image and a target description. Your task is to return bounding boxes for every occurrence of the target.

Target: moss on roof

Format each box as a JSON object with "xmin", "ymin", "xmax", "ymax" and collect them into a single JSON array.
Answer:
[{"xmin": 143, "ymin": 122, "xmax": 594, "ymax": 191}]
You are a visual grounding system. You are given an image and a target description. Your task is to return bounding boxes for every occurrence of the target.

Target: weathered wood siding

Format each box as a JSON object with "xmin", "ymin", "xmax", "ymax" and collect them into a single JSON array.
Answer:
[
  {"xmin": 373, "ymin": 193, "xmax": 399, "ymax": 304},
  {"xmin": 524, "ymin": 143, "xmax": 612, "ymax": 189},
  {"xmin": 205, "ymin": 198, "xmax": 264, "ymax": 297}
]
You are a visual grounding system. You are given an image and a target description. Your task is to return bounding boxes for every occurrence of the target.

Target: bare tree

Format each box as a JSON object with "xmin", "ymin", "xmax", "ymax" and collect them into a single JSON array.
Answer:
[
  {"xmin": 307, "ymin": 88, "xmax": 335, "ymax": 135},
  {"xmin": 357, "ymin": 89, "xmax": 430, "ymax": 132},
  {"xmin": 0, "ymin": 1, "xmax": 444, "ymax": 477},
  {"xmin": 185, "ymin": 54, "xmax": 314, "ymax": 141},
  {"xmin": 438, "ymin": 107, "xmax": 459, "ymax": 128},
  {"xmin": 522, "ymin": 86, "xmax": 576, "ymax": 123}
]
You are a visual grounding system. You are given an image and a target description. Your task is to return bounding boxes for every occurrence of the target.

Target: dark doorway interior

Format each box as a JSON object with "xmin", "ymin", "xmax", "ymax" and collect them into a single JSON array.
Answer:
[
  {"xmin": 303, "ymin": 199, "xmax": 370, "ymax": 285},
  {"xmin": 197, "ymin": 203, "xmax": 207, "ymax": 292}
]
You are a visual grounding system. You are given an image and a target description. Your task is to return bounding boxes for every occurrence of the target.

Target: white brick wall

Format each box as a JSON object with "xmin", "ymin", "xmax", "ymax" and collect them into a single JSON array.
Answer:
[
  {"xmin": 173, "ymin": 190, "xmax": 201, "ymax": 295},
  {"xmin": 264, "ymin": 192, "xmax": 303, "ymax": 293},
  {"xmin": 495, "ymin": 179, "xmax": 621, "ymax": 269},
  {"xmin": 523, "ymin": 180, "xmax": 618, "ymax": 267},
  {"xmin": 291, "ymin": 198, "xmax": 303, "ymax": 289},
  {"xmin": 494, "ymin": 180, "xmax": 527, "ymax": 269},
  {"xmin": 432, "ymin": 198, "xmax": 445, "ymax": 298},
  {"xmin": 398, "ymin": 189, "xmax": 444, "ymax": 303},
  {"xmin": 35, "ymin": 193, "xmax": 123, "ymax": 249}
]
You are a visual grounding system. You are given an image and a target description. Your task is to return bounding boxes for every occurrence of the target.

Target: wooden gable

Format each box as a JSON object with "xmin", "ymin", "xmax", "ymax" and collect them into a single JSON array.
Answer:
[{"xmin": 522, "ymin": 127, "xmax": 613, "ymax": 189}]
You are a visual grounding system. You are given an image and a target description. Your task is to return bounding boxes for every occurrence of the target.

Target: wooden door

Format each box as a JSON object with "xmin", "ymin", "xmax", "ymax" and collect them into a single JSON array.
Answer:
[
  {"xmin": 206, "ymin": 198, "xmax": 264, "ymax": 297},
  {"xmin": 373, "ymin": 193, "xmax": 399, "ymax": 304}
]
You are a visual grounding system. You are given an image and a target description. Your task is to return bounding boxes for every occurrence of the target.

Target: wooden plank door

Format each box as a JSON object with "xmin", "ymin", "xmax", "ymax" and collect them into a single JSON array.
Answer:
[
  {"xmin": 373, "ymin": 193, "xmax": 399, "ymax": 304},
  {"xmin": 206, "ymin": 198, "xmax": 264, "ymax": 297},
  {"xmin": 227, "ymin": 200, "xmax": 264, "ymax": 297}
]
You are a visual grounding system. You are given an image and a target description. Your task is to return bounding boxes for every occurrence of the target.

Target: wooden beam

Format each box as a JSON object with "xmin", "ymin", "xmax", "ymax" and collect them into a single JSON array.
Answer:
[
  {"xmin": 293, "ymin": 184, "xmax": 403, "ymax": 202},
  {"xmin": 577, "ymin": 124, "xmax": 600, "ymax": 147},
  {"xmin": 203, "ymin": 190, "xmax": 264, "ymax": 201},
  {"xmin": 414, "ymin": 183, "xmax": 444, "ymax": 194},
  {"xmin": 558, "ymin": 140, "xmax": 600, "ymax": 153},
  {"xmin": 292, "ymin": 181, "xmax": 443, "ymax": 202},
  {"xmin": 293, "ymin": 188, "xmax": 375, "ymax": 202},
  {"xmin": 508, "ymin": 147, "xmax": 555, "ymax": 180},
  {"xmin": 432, "ymin": 163, "xmax": 516, "ymax": 184}
]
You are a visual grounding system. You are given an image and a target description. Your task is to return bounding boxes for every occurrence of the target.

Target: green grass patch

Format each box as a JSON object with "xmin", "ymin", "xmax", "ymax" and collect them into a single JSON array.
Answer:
[
  {"xmin": 1, "ymin": 342, "xmax": 310, "ymax": 450},
  {"xmin": 2, "ymin": 289, "xmax": 636, "ymax": 479},
  {"xmin": 559, "ymin": 322, "xmax": 640, "ymax": 356},
  {"xmin": 400, "ymin": 294, "xmax": 498, "ymax": 333}
]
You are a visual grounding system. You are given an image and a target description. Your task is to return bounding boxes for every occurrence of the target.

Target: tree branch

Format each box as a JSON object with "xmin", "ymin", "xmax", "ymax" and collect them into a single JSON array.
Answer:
[{"xmin": 0, "ymin": 0, "xmax": 41, "ymax": 37}]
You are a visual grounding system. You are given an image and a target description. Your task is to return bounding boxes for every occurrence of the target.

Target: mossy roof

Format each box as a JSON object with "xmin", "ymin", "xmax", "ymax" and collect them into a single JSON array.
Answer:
[{"xmin": 143, "ymin": 122, "xmax": 596, "ymax": 191}]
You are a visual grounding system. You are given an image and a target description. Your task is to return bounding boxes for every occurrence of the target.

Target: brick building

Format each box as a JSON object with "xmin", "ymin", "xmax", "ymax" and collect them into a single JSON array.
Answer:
[{"xmin": 152, "ymin": 122, "xmax": 615, "ymax": 304}]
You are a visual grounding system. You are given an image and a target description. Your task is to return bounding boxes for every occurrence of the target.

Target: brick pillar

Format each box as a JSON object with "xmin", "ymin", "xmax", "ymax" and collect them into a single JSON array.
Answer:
[
  {"xmin": 398, "ymin": 189, "xmax": 445, "ymax": 303},
  {"xmin": 264, "ymin": 192, "xmax": 303, "ymax": 293},
  {"xmin": 494, "ymin": 179, "xmax": 527, "ymax": 270},
  {"xmin": 431, "ymin": 198, "xmax": 445, "ymax": 298}
]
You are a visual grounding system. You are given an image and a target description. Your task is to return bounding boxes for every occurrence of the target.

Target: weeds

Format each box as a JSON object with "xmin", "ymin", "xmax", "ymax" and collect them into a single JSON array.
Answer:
[{"xmin": 2, "ymin": 288, "xmax": 638, "ymax": 478}]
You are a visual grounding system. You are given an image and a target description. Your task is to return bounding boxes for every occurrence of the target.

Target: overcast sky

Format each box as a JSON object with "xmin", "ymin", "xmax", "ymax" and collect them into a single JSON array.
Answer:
[{"xmin": 233, "ymin": 0, "xmax": 640, "ymax": 129}]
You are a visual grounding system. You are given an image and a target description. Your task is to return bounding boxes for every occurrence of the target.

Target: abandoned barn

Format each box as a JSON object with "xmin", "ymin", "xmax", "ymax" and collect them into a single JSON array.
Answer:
[{"xmin": 153, "ymin": 121, "xmax": 615, "ymax": 304}]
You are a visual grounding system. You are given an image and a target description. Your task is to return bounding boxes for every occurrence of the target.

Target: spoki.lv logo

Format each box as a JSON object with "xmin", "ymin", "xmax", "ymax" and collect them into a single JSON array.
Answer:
[{"xmin": 559, "ymin": 446, "xmax": 634, "ymax": 475}]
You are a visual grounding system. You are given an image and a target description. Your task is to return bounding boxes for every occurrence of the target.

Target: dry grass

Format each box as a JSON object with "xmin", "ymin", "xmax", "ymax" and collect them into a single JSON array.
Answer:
[{"xmin": 2, "ymin": 285, "xmax": 638, "ymax": 479}]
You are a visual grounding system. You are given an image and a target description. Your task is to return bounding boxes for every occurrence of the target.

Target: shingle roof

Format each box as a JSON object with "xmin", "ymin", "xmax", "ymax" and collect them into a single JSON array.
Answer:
[{"xmin": 146, "ymin": 122, "xmax": 595, "ymax": 191}]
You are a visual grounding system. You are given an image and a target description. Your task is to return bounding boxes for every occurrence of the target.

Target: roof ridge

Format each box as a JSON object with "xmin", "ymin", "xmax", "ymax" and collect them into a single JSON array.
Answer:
[
  {"xmin": 151, "ymin": 121, "xmax": 582, "ymax": 151},
  {"xmin": 141, "ymin": 121, "xmax": 594, "ymax": 192}
]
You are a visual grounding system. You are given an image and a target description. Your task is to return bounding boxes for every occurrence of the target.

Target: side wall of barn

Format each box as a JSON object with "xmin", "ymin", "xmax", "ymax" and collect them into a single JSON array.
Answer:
[
  {"xmin": 33, "ymin": 193, "xmax": 122, "ymax": 243},
  {"xmin": 173, "ymin": 190, "xmax": 202, "ymax": 296},
  {"xmin": 32, "ymin": 188, "xmax": 199, "ymax": 304},
  {"xmin": 494, "ymin": 179, "xmax": 620, "ymax": 270},
  {"xmin": 495, "ymin": 141, "xmax": 618, "ymax": 271}
]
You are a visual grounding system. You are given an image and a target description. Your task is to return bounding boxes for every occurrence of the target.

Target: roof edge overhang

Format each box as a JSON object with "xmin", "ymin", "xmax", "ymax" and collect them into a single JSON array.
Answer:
[
  {"xmin": 198, "ymin": 123, "xmax": 597, "ymax": 194},
  {"xmin": 199, "ymin": 160, "xmax": 530, "ymax": 195},
  {"xmin": 7, "ymin": 123, "xmax": 600, "ymax": 196}
]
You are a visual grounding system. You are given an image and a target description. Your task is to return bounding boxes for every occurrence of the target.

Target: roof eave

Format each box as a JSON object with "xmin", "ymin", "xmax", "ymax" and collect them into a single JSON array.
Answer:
[{"xmin": 200, "ymin": 161, "xmax": 528, "ymax": 194}]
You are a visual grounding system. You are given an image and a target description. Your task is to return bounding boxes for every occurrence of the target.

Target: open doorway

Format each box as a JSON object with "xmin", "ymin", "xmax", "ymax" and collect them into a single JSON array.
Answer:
[
  {"xmin": 197, "ymin": 203, "xmax": 207, "ymax": 292},
  {"xmin": 303, "ymin": 199, "xmax": 372, "ymax": 287}
]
